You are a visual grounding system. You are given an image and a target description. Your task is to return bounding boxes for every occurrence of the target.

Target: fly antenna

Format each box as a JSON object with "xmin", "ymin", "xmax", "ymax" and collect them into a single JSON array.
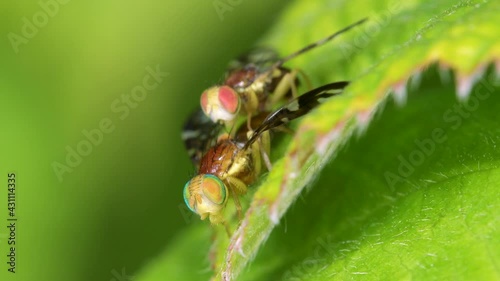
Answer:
[{"xmin": 273, "ymin": 18, "xmax": 368, "ymax": 68}]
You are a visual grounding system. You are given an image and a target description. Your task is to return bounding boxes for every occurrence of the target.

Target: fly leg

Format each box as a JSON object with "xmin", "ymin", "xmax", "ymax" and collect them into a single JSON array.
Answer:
[
  {"xmin": 247, "ymin": 128, "xmax": 272, "ymax": 172},
  {"xmin": 243, "ymin": 90, "xmax": 259, "ymax": 131},
  {"xmin": 226, "ymin": 176, "xmax": 248, "ymax": 220},
  {"xmin": 209, "ymin": 212, "xmax": 232, "ymax": 237},
  {"xmin": 223, "ymin": 221, "xmax": 232, "ymax": 237},
  {"xmin": 268, "ymin": 69, "xmax": 299, "ymax": 108},
  {"xmin": 297, "ymin": 68, "xmax": 313, "ymax": 90},
  {"xmin": 258, "ymin": 131, "xmax": 272, "ymax": 171},
  {"xmin": 246, "ymin": 131, "xmax": 266, "ymax": 175}
]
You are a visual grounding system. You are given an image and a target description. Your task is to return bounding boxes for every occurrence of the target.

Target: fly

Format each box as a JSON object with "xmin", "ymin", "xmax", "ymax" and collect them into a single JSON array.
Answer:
[
  {"xmin": 183, "ymin": 81, "xmax": 349, "ymax": 234},
  {"xmin": 199, "ymin": 19, "xmax": 366, "ymax": 130}
]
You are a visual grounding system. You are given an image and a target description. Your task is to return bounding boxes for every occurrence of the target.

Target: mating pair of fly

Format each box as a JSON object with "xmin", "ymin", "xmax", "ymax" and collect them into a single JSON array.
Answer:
[{"xmin": 182, "ymin": 18, "xmax": 367, "ymax": 235}]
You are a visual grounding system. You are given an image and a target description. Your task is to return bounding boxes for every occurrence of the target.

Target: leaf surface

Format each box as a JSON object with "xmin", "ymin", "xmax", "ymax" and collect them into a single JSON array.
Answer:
[{"xmin": 135, "ymin": 0, "xmax": 500, "ymax": 280}]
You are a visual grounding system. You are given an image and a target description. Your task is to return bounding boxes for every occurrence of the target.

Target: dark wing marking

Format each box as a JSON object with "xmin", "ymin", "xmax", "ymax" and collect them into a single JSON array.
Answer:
[
  {"xmin": 243, "ymin": 81, "xmax": 349, "ymax": 149},
  {"xmin": 274, "ymin": 18, "xmax": 367, "ymax": 68},
  {"xmin": 182, "ymin": 109, "xmax": 223, "ymax": 166}
]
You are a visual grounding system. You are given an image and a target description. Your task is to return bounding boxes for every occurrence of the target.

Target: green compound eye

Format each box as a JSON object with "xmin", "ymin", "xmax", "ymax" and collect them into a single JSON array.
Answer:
[
  {"xmin": 183, "ymin": 175, "xmax": 227, "ymax": 214},
  {"xmin": 183, "ymin": 180, "xmax": 195, "ymax": 213},
  {"xmin": 201, "ymin": 174, "xmax": 227, "ymax": 205}
]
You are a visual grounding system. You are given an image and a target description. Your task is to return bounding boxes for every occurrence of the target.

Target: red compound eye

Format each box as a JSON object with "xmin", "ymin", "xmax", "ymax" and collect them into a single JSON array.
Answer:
[
  {"xmin": 200, "ymin": 91, "xmax": 209, "ymax": 113},
  {"xmin": 218, "ymin": 86, "xmax": 240, "ymax": 114}
]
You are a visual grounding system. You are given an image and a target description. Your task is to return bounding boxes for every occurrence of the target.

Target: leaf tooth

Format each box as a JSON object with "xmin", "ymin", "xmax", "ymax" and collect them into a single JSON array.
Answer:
[
  {"xmin": 409, "ymin": 69, "xmax": 423, "ymax": 91},
  {"xmin": 456, "ymin": 75, "xmax": 475, "ymax": 100},
  {"xmin": 355, "ymin": 109, "xmax": 374, "ymax": 136},
  {"xmin": 315, "ymin": 121, "xmax": 345, "ymax": 155},
  {"xmin": 235, "ymin": 235, "xmax": 247, "ymax": 258},
  {"xmin": 269, "ymin": 191, "xmax": 281, "ymax": 224},
  {"xmin": 287, "ymin": 152, "xmax": 299, "ymax": 181},
  {"xmin": 455, "ymin": 66, "xmax": 485, "ymax": 101},
  {"xmin": 438, "ymin": 63, "xmax": 452, "ymax": 85},
  {"xmin": 392, "ymin": 80, "xmax": 408, "ymax": 106}
]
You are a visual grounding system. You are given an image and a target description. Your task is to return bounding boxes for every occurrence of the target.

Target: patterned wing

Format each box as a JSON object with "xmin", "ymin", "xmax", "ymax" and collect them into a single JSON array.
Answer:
[
  {"xmin": 226, "ymin": 47, "xmax": 280, "ymax": 73},
  {"xmin": 244, "ymin": 81, "xmax": 349, "ymax": 149},
  {"xmin": 182, "ymin": 109, "xmax": 223, "ymax": 166}
]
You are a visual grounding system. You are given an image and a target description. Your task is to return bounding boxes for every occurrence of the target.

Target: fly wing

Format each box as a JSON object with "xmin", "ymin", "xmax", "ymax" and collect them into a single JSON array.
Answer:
[
  {"xmin": 244, "ymin": 81, "xmax": 349, "ymax": 149},
  {"xmin": 226, "ymin": 47, "xmax": 280, "ymax": 73},
  {"xmin": 182, "ymin": 108, "xmax": 223, "ymax": 166}
]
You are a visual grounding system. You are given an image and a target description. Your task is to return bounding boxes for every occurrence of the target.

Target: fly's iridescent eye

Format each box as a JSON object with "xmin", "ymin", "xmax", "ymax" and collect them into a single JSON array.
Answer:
[
  {"xmin": 183, "ymin": 180, "xmax": 196, "ymax": 213},
  {"xmin": 201, "ymin": 174, "xmax": 227, "ymax": 206},
  {"xmin": 217, "ymin": 86, "xmax": 240, "ymax": 115}
]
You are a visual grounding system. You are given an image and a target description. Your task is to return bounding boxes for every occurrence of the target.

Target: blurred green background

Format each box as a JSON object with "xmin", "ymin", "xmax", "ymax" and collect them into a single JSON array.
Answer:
[{"xmin": 0, "ymin": 1, "xmax": 288, "ymax": 280}]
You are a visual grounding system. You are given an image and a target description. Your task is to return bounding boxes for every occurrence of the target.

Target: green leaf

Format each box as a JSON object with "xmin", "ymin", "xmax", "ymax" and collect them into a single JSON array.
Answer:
[{"xmin": 136, "ymin": 0, "xmax": 500, "ymax": 280}]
